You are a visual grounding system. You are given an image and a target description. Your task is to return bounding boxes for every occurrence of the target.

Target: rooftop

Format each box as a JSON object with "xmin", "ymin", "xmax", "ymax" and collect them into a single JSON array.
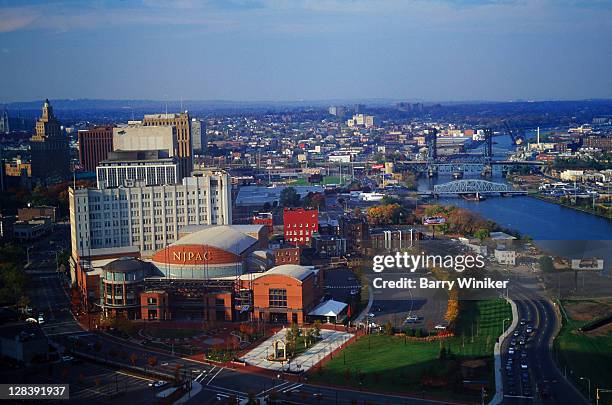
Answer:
[
  {"xmin": 263, "ymin": 264, "xmax": 315, "ymax": 281},
  {"xmin": 172, "ymin": 225, "xmax": 258, "ymax": 254}
]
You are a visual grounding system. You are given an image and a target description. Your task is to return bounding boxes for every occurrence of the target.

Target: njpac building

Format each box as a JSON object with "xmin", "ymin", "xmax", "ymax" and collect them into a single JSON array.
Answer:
[{"xmin": 72, "ymin": 225, "xmax": 346, "ymax": 324}]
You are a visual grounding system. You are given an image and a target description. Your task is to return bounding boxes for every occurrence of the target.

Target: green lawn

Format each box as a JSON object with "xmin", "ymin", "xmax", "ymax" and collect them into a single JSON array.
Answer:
[
  {"xmin": 288, "ymin": 176, "xmax": 342, "ymax": 186},
  {"xmin": 555, "ymin": 301, "xmax": 612, "ymax": 404},
  {"xmin": 310, "ymin": 299, "xmax": 510, "ymax": 400}
]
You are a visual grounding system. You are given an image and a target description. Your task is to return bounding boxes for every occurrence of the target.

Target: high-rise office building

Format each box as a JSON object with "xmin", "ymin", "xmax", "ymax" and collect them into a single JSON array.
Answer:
[
  {"xmin": 190, "ymin": 118, "xmax": 207, "ymax": 154},
  {"xmin": 69, "ymin": 170, "xmax": 232, "ymax": 259},
  {"xmin": 77, "ymin": 125, "xmax": 114, "ymax": 172},
  {"xmin": 143, "ymin": 112, "xmax": 193, "ymax": 177},
  {"xmin": 0, "ymin": 109, "xmax": 9, "ymax": 134},
  {"xmin": 30, "ymin": 99, "xmax": 70, "ymax": 184}
]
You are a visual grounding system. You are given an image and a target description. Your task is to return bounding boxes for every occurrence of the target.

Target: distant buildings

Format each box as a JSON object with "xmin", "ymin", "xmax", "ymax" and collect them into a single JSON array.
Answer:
[
  {"xmin": 77, "ymin": 125, "xmax": 114, "ymax": 172},
  {"xmin": 0, "ymin": 108, "xmax": 9, "ymax": 134},
  {"xmin": 347, "ymin": 114, "xmax": 376, "ymax": 128},
  {"xmin": 29, "ymin": 100, "xmax": 70, "ymax": 184},
  {"xmin": 190, "ymin": 118, "xmax": 207, "ymax": 154},
  {"xmin": 328, "ymin": 106, "xmax": 347, "ymax": 117}
]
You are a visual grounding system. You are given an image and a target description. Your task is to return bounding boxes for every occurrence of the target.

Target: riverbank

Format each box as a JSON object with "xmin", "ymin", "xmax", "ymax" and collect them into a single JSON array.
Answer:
[{"xmin": 533, "ymin": 194, "xmax": 612, "ymax": 220}]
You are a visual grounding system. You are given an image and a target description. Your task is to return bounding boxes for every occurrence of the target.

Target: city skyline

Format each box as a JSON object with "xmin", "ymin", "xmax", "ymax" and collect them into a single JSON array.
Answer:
[{"xmin": 1, "ymin": 0, "xmax": 611, "ymax": 102}]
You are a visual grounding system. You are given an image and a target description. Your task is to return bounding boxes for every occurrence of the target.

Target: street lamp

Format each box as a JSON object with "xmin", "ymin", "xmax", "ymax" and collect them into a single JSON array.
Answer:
[
  {"xmin": 579, "ymin": 377, "xmax": 591, "ymax": 402},
  {"xmin": 502, "ymin": 318, "xmax": 510, "ymax": 333},
  {"xmin": 596, "ymin": 388, "xmax": 612, "ymax": 405}
]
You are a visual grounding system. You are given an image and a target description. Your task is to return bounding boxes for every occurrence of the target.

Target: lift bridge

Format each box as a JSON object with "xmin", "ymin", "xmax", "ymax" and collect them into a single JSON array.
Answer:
[{"xmin": 430, "ymin": 179, "xmax": 527, "ymax": 196}]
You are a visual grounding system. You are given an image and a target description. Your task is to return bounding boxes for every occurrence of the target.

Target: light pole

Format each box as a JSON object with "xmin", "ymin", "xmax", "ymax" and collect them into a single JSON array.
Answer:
[
  {"xmin": 579, "ymin": 377, "xmax": 591, "ymax": 402},
  {"xmin": 596, "ymin": 388, "xmax": 612, "ymax": 405},
  {"xmin": 502, "ymin": 318, "xmax": 510, "ymax": 334}
]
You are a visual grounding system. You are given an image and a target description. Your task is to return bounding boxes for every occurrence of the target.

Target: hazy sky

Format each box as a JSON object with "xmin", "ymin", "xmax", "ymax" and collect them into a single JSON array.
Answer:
[{"xmin": 1, "ymin": 0, "xmax": 611, "ymax": 102}]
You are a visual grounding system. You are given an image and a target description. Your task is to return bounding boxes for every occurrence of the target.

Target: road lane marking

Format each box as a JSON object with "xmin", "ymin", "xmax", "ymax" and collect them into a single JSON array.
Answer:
[{"xmin": 207, "ymin": 367, "xmax": 223, "ymax": 385}]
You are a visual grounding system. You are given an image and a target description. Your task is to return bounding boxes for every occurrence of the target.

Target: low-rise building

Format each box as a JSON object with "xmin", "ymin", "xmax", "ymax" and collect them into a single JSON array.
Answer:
[{"xmin": 494, "ymin": 249, "xmax": 516, "ymax": 266}]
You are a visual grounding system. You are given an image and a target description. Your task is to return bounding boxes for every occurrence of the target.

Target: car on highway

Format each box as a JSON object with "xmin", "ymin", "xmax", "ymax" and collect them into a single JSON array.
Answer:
[
  {"xmin": 513, "ymin": 331, "xmax": 519, "ymax": 337},
  {"xmin": 61, "ymin": 355, "xmax": 74, "ymax": 362},
  {"xmin": 148, "ymin": 380, "xmax": 167, "ymax": 388},
  {"xmin": 37, "ymin": 313, "xmax": 45, "ymax": 324},
  {"xmin": 526, "ymin": 326, "xmax": 533, "ymax": 334},
  {"xmin": 508, "ymin": 348, "xmax": 515, "ymax": 355},
  {"xmin": 405, "ymin": 315, "xmax": 419, "ymax": 323},
  {"xmin": 520, "ymin": 363, "xmax": 528, "ymax": 369},
  {"xmin": 434, "ymin": 324, "xmax": 447, "ymax": 330}
]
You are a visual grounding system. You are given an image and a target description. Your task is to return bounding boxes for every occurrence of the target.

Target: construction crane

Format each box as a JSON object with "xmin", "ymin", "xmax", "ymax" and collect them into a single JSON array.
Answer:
[{"xmin": 502, "ymin": 121, "xmax": 525, "ymax": 146}]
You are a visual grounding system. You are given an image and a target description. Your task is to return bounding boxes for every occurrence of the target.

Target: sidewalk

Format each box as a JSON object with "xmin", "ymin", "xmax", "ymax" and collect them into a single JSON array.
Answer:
[
  {"xmin": 240, "ymin": 328, "xmax": 353, "ymax": 372},
  {"xmin": 488, "ymin": 296, "xmax": 517, "ymax": 405}
]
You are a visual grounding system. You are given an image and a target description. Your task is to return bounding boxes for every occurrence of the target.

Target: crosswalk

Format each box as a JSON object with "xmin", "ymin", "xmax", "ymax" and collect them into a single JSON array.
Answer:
[{"xmin": 257, "ymin": 381, "xmax": 303, "ymax": 397}]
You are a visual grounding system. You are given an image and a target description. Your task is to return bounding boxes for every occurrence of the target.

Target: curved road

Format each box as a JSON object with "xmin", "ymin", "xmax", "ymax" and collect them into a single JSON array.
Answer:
[{"xmin": 501, "ymin": 280, "xmax": 588, "ymax": 405}]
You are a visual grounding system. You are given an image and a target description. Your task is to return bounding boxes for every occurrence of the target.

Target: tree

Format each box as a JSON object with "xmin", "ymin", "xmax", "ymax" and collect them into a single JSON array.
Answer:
[
  {"xmin": 304, "ymin": 192, "xmax": 326, "ymax": 209},
  {"xmin": 366, "ymin": 204, "xmax": 403, "ymax": 226},
  {"xmin": 280, "ymin": 187, "xmax": 300, "ymax": 207},
  {"xmin": 313, "ymin": 320, "xmax": 322, "ymax": 338},
  {"xmin": 147, "ymin": 356, "xmax": 158, "ymax": 367},
  {"xmin": 474, "ymin": 228, "xmax": 490, "ymax": 241},
  {"xmin": 384, "ymin": 321, "xmax": 394, "ymax": 336}
]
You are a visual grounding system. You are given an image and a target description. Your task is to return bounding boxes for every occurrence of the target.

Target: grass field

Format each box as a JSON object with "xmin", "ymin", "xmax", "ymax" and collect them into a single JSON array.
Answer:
[
  {"xmin": 556, "ymin": 300, "xmax": 612, "ymax": 404},
  {"xmin": 310, "ymin": 299, "xmax": 510, "ymax": 400},
  {"xmin": 288, "ymin": 176, "xmax": 342, "ymax": 186}
]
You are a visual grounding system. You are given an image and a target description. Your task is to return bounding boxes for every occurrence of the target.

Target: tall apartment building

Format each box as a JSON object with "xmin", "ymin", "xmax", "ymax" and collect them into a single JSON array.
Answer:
[
  {"xmin": 30, "ymin": 99, "xmax": 70, "ymax": 184},
  {"xmin": 190, "ymin": 118, "xmax": 207, "ymax": 154},
  {"xmin": 69, "ymin": 171, "xmax": 232, "ymax": 260},
  {"xmin": 96, "ymin": 150, "xmax": 180, "ymax": 188},
  {"xmin": 77, "ymin": 126, "xmax": 114, "ymax": 172},
  {"xmin": 143, "ymin": 113, "xmax": 193, "ymax": 177}
]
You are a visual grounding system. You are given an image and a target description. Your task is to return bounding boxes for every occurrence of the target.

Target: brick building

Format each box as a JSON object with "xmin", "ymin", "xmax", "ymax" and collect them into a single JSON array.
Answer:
[
  {"xmin": 77, "ymin": 126, "xmax": 114, "ymax": 172},
  {"xmin": 283, "ymin": 208, "xmax": 318, "ymax": 246},
  {"xmin": 251, "ymin": 265, "xmax": 323, "ymax": 324}
]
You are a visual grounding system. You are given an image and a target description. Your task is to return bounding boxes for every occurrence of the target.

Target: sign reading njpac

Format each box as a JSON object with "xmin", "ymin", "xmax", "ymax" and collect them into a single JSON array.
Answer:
[{"xmin": 172, "ymin": 251, "xmax": 211, "ymax": 263}]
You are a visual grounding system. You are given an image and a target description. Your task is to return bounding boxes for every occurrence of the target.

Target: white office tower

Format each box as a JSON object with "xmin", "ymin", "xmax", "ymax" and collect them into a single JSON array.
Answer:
[{"xmin": 69, "ymin": 170, "xmax": 232, "ymax": 259}]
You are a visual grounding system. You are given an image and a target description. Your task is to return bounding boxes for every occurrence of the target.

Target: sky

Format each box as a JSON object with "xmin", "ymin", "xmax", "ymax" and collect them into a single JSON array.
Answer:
[{"xmin": 0, "ymin": 0, "xmax": 611, "ymax": 102}]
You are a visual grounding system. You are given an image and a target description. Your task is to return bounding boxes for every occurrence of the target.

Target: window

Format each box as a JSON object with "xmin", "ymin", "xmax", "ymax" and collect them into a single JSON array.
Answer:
[
  {"xmin": 269, "ymin": 289, "xmax": 287, "ymax": 308},
  {"xmin": 147, "ymin": 297, "xmax": 158, "ymax": 305}
]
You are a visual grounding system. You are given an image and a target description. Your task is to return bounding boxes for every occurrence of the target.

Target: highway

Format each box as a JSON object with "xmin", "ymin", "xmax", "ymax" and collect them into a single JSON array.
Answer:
[{"xmin": 501, "ymin": 278, "xmax": 588, "ymax": 405}]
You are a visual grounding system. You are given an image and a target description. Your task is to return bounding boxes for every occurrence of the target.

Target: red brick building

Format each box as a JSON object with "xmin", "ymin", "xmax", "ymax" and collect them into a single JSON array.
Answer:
[
  {"xmin": 77, "ymin": 126, "xmax": 114, "ymax": 172},
  {"xmin": 283, "ymin": 208, "xmax": 318, "ymax": 246},
  {"xmin": 273, "ymin": 246, "xmax": 301, "ymax": 265},
  {"xmin": 252, "ymin": 212, "xmax": 273, "ymax": 234},
  {"xmin": 140, "ymin": 291, "xmax": 171, "ymax": 320},
  {"xmin": 251, "ymin": 265, "xmax": 323, "ymax": 324}
]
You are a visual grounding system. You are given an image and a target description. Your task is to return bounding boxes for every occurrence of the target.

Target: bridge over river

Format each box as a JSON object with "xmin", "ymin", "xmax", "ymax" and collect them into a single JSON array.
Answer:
[{"xmin": 418, "ymin": 179, "xmax": 528, "ymax": 197}]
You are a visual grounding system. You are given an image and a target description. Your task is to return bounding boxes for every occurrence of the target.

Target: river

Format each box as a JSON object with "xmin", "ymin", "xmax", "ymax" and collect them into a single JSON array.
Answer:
[{"xmin": 418, "ymin": 132, "xmax": 612, "ymax": 264}]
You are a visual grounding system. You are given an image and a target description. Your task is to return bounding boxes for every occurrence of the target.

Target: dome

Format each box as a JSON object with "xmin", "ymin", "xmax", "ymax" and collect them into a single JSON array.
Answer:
[{"xmin": 102, "ymin": 257, "xmax": 149, "ymax": 273}]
